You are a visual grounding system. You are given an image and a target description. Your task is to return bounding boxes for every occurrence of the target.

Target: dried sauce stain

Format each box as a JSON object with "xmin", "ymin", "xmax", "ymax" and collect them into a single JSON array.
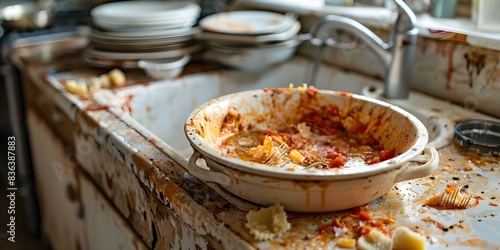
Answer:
[
  {"xmin": 464, "ymin": 51, "xmax": 487, "ymax": 88},
  {"xmin": 318, "ymin": 182, "xmax": 331, "ymax": 207},
  {"xmin": 434, "ymin": 42, "xmax": 445, "ymax": 57},
  {"xmin": 132, "ymin": 154, "xmax": 154, "ymax": 177},
  {"xmin": 121, "ymin": 94, "xmax": 134, "ymax": 115},
  {"xmin": 148, "ymin": 137, "xmax": 158, "ymax": 144},
  {"xmin": 452, "ymin": 238, "xmax": 500, "ymax": 249},
  {"xmin": 262, "ymin": 87, "xmax": 286, "ymax": 94},
  {"xmin": 419, "ymin": 38, "xmax": 429, "ymax": 54},
  {"xmin": 445, "ymin": 43, "xmax": 457, "ymax": 89},
  {"xmin": 290, "ymin": 181, "xmax": 318, "ymax": 207},
  {"xmin": 454, "ymin": 145, "xmax": 499, "ymax": 169}
]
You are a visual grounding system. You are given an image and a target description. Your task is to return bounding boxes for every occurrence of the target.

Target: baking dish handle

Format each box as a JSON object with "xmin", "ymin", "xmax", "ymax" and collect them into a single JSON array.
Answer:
[
  {"xmin": 394, "ymin": 147, "xmax": 439, "ymax": 183},
  {"xmin": 187, "ymin": 150, "xmax": 231, "ymax": 186}
]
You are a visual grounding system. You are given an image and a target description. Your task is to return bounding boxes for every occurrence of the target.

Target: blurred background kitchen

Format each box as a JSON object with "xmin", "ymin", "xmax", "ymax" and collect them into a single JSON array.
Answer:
[{"xmin": 0, "ymin": 0, "xmax": 495, "ymax": 249}]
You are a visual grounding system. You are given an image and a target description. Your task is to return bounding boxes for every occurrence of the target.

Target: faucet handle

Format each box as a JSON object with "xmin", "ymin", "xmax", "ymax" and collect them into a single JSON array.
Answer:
[{"xmin": 394, "ymin": 0, "xmax": 417, "ymax": 32}]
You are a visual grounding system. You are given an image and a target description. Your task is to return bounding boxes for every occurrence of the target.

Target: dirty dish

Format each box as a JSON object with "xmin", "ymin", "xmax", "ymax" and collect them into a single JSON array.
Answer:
[
  {"xmin": 84, "ymin": 44, "xmax": 202, "ymax": 61},
  {"xmin": 204, "ymin": 38, "xmax": 301, "ymax": 72},
  {"xmin": 184, "ymin": 87, "xmax": 439, "ymax": 212},
  {"xmin": 196, "ymin": 19, "xmax": 301, "ymax": 45},
  {"xmin": 200, "ymin": 10, "xmax": 295, "ymax": 35},
  {"xmin": 91, "ymin": 1, "xmax": 200, "ymax": 31},
  {"xmin": 138, "ymin": 55, "xmax": 190, "ymax": 80},
  {"xmin": 91, "ymin": 1, "xmax": 200, "ymax": 22}
]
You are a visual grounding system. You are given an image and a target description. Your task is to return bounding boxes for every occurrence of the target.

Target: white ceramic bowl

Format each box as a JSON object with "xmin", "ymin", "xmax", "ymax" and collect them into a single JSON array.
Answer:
[
  {"xmin": 204, "ymin": 38, "xmax": 301, "ymax": 72},
  {"xmin": 184, "ymin": 88, "xmax": 439, "ymax": 212},
  {"xmin": 138, "ymin": 54, "xmax": 190, "ymax": 79}
]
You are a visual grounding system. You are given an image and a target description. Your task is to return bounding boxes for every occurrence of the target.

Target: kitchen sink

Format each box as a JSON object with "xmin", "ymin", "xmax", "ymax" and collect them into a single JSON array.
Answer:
[{"xmin": 94, "ymin": 56, "xmax": 492, "ymax": 163}]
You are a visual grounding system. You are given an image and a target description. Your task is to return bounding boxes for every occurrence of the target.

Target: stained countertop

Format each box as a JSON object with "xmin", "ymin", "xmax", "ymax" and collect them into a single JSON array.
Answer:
[{"xmin": 11, "ymin": 30, "xmax": 500, "ymax": 250}]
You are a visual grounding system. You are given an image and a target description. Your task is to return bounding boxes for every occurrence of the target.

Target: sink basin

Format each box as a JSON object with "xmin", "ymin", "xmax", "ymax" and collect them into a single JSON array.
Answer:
[
  {"xmin": 91, "ymin": 54, "xmax": 500, "ymax": 247},
  {"xmin": 94, "ymin": 56, "xmax": 492, "ymax": 162}
]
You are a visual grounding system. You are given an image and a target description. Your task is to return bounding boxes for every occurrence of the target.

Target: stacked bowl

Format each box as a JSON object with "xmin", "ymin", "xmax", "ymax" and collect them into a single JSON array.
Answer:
[
  {"xmin": 83, "ymin": 1, "xmax": 202, "ymax": 78},
  {"xmin": 197, "ymin": 10, "xmax": 302, "ymax": 72}
]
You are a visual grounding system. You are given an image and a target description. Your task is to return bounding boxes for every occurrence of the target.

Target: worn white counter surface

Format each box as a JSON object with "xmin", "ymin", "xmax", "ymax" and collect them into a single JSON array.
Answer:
[{"xmin": 12, "ymin": 32, "xmax": 500, "ymax": 250}]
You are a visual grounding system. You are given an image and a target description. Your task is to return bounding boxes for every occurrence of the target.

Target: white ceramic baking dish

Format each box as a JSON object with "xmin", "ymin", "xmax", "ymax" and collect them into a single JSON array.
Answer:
[{"xmin": 184, "ymin": 87, "xmax": 439, "ymax": 212}]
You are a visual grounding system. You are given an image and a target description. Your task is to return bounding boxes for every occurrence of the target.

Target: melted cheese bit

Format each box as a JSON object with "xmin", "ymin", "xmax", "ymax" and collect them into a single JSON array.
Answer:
[
  {"xmin": 288, "ymin": 83, "xmax": 309, "ymax": 91},
  {"xmin": 245, "ymin": 203, "xmax": 291, "ymax": 241},
  {"xmin": 297, "ymin": 83, "xmax": 308, "ymax": 91},
  {"xmin": 338, "ymin": 238, "xmax": 356, "ymax": 248},
  {"xmin": 391, "ymin": 226, "xmax": 426, "ymax": 250}
]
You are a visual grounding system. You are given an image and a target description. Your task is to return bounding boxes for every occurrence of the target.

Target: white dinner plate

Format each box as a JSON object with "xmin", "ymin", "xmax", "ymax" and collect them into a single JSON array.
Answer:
[
  {"xmin": 89, "ymin": 35, "xmax": 193, "ymax": 47},
  {"xmin": 91, "ymin": 1, "xmax": 200, "ymax": 22},
  {"xmin": 93, "ymin": 18, "xmax": 197, "ymax": 32},
  {"xmin": 199, "ymin": 10, "xmax": 294, "ymax": 35},
  {"xmin": 85, "ymin": 44, "xmax": 204, "ymax": 61},
  {"xmin": 82, "ymin": 52, "xmax": 138, "ymax": 69},
  {"xmin": 196, "ymin": 20, "xmax": 301, "ymax": 45},
  {"xmin": 91, "ymin": 27, "xmax": 196, "ymax": 39}
]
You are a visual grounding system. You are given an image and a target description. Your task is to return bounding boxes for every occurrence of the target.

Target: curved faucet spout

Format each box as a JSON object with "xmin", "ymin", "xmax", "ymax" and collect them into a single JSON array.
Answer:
[
  {"xmin": 310, "ymin": 15, "xmax": 392, "ymax": 67},
  {"xmin": 308, "ymin": 0, "xmax": 418, "ymax": 99},
  {"xmin": 394, "ymin": 0, "xmax": 417, "ymax": 31}
]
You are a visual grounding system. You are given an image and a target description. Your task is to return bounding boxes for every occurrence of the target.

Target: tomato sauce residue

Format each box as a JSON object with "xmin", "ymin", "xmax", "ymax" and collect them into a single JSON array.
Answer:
[
  {"xmin": 81, "ymin": 103, "xmax": 109, "ymax": 112},
  {"xmin": 422, "ymin": 216, "xmax": 447, "ymax": 230},
  {"xmin": 120, "ymin": 94, "xmax": 134, "ymax": 114},
  {"xmin": 221, "ymin": 103, "xmax": 395, "ymax": 169},
  {"xmin": 316, "ymin": 206, "xmax": 395, "ymax": 237}
]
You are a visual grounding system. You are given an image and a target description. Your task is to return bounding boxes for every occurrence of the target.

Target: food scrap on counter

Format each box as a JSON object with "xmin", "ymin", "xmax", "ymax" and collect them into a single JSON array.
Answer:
[
  {"xmin": 64, "ymin": 68, "xmax": 126, "ymax": 95},
  {"xmin": 245, "ymin": 203, "xmax": 291, "ymax": 241},
  {"xmin": 423, "ymin": 184, "xmax": 474, "ymax": 209},
  {"xmin": 245, "ymin": 205, "xmax": 427, "ymax": 248},
  {"xmin": 312, "ymin": 206, "xmax": 426, "ymax": 249}
]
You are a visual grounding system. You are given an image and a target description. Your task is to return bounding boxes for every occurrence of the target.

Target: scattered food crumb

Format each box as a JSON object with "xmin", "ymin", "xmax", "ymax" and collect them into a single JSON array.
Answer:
[{"xmin": 245, "ymin": 203, "xmax": 291, "ymax": 241}]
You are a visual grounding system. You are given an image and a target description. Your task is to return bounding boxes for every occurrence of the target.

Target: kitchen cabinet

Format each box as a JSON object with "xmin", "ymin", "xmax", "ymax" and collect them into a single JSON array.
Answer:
[{"xmin": 26, "ymin": 108, "xmax": 87, "ymax": 250}]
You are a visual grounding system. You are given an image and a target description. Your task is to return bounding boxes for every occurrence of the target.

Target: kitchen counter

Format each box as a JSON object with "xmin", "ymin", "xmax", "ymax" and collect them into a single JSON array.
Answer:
[{"xmin": 12, "ymin": 30, "xmax": 500, "ymax": 249}]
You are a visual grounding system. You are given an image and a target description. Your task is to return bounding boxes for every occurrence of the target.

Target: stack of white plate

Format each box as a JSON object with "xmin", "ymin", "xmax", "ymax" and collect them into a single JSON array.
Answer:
[
  {"xmin": 196, "ymin": 10, "xmax": 302, "ymax": 71},
  {"xmin": 83, "ymin": 1, "xmax": 202, "ymax": 69}
]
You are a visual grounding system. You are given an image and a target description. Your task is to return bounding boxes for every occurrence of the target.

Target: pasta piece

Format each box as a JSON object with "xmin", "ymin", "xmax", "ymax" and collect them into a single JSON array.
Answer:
[
  {"xmin": 87, "ymin": 77, "xmax": 102, "ymax": 92},
  {"xmin": 289, "ymin": 149, "xmax": 305, "ymax": 164},
  {"xmin": 109, "ymin": 68, "xmax": 126, "ymax": 86},
  {"xmin": 99, "ymin": 74, "xmax": 111, "ymax": 88},
  {"xmin": 338, "ymin": 238, "xmax": 356, "ymax": 248},
  {"xmin": 391, "ymin": 226, "xmax": 426, "ymax": 250},
  {"xmin": 245, "ymin": 203, "xmax": 291, "ymax": 241},
  {"xmin": 357, "ymin": 229, "xmax": 393, "ymax": 250},
  {"xmin": 65, "ymin": 79, "xmax": 88, "ymax": 95},
  {"xmin": 247, "ymin": 135, "xmax": 275, "ymax": 164}
]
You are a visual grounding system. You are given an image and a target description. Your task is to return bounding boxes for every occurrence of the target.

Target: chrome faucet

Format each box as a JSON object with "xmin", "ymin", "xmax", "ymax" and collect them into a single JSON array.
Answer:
[{"xmin": 309, "ymin": 0, "xmax": 418, "ymax": 99}]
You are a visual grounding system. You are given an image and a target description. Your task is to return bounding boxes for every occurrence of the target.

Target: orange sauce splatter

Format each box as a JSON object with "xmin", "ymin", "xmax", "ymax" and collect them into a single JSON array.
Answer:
[{"xmin": 422, "ymin": 216, "xmax": 447, "ymax": 230}]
